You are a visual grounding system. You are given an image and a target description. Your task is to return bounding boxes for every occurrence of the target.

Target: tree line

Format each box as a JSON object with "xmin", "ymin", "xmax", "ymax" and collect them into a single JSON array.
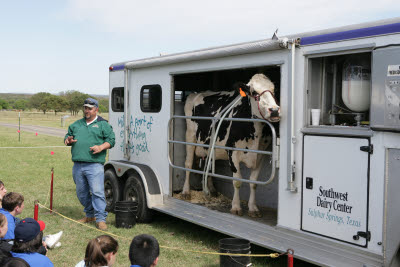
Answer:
[{"xmin": 0, "ymin": 91, "xmax": 109, "ymax": 115}]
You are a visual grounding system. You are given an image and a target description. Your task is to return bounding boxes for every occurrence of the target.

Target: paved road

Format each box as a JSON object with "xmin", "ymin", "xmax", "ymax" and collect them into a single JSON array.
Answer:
[{"xmin": 0, "ymin": 122, "xmax": 67, "ymax": 138}]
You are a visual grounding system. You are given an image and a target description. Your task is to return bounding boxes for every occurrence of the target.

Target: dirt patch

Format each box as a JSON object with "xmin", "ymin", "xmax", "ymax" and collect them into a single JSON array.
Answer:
[
  {"xmin": 174, "ymin": 190, "xmax": 232, "ymax": 212},
  {"xmin": 173, "ymin": 191, "xmax": 278, "ymax": 225}
]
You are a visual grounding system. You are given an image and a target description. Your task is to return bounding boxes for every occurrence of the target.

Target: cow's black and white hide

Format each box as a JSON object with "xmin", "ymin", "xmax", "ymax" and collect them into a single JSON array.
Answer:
[{"xmin": 183, "ymin": 74, "xmax": 280, "ymax": 217}]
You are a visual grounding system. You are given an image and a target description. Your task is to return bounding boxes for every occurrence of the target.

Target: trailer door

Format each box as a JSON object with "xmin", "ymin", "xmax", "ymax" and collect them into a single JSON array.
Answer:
[{"xmin": 301, "ymin": 135, "xmax": 370, "ymax": 247}]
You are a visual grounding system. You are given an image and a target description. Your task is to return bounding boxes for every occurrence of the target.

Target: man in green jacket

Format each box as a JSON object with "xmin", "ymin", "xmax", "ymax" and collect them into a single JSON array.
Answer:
[{"xmin": 64, "ymin": 98, "xmax": 115, "ymax": 230}]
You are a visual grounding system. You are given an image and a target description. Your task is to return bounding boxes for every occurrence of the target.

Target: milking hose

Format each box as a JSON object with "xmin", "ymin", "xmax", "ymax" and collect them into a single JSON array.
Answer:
[{"xmin": 202, "ymin": 94, "xmax": 243, "ymax": 195}]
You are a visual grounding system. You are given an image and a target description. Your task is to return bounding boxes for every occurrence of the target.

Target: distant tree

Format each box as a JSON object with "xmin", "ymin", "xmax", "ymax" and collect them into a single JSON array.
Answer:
[
  {"xmin": 98, "ymin": 98, "xmax": 109, "ymax": 113},
  {"xmin": 45, "ymin": 95, "xmax": 69, "ymax": 115},
  {"xmin": 13, "ymin": 99, "xmax": 28, "ymax": 111},
  {"xmin": 0, "ymin": 93, "xmax": 31, "ymax": 102},
  {"xmin": 0, "ymin": 98, "xmax": 10, "ymax": 109},
  {"xmin": 29, "ymin": 92, "xmax": 51, "ymax": 112},
  {"xmin": 60, "ymin": 90, "xmax": 90, "ymax": 116},
  {"xmin": 40, "ymin": 100, "xmax": 50, "ymax": 114},
  {"xmin": 7, "ymin": 99, "xmax": 16, "ymax": 108}
]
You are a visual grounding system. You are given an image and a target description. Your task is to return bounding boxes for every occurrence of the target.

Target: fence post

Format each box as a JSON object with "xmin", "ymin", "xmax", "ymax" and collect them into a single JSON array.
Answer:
[
  {"xmin": 34, "ymin": 200, "xmax": 39, "ymax": 221},
  {"xmin": 50, "ymin": 168, "xmax": 54, "ymax": 213},
  {"xmin": 287, "ymin": 249, "xmax": 294, "ymax": 267},
  {"xmin": 18, "ymin": 112, "xmax": 21, "ymax": 142}
]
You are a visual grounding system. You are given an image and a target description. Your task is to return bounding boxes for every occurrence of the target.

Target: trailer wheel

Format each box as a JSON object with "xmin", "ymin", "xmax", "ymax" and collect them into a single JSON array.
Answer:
[
  {"xmin": 123, "ymin": 173, "xmax": 153, "ymax": 223},
  {"xmin": 104, "ymin": 169, "xmax": 121, "ymax": 212}
]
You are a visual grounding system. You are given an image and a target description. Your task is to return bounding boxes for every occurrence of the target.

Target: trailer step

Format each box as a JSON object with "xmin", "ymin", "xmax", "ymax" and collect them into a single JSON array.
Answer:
[{"xmin": 153, "ymin": 196, "xmax": 383, "ymax": 267}]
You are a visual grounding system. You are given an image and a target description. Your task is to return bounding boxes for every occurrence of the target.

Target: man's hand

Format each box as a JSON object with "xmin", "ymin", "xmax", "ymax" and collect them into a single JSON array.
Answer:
[
  {"xmin": 90, "ymin": 142, "xmax": 111, "ymax": 154},
  {"xmin": 90, "ymin": 145, "xmax": 103, "ymax": 154},
  {"xmin": 65, "ymin": 136, "xmax": 77, "ymax": 145}
]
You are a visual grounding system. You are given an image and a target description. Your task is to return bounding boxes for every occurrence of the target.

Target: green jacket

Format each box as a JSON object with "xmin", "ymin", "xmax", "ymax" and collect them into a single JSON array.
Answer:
[{"xmin": 64, "ymin": 116, "xmax": 115, "ymax": 164}]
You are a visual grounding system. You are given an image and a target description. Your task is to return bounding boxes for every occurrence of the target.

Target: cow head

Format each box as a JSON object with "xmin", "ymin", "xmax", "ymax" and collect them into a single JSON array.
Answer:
[{"xmin": 235, "ymin": 74, "xmax": 280, "ymax": 122}]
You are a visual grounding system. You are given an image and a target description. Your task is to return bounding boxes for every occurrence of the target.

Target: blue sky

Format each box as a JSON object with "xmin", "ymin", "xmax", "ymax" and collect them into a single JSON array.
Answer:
[{"xmin": 1, "ymin": 0, "xmax": 399, "ymax": 95}]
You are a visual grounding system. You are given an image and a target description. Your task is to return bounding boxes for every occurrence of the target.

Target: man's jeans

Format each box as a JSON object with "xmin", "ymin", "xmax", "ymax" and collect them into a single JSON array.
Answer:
[{"xmin": 72, "ymin": 162, "xmax": 107, "ymax": 222}]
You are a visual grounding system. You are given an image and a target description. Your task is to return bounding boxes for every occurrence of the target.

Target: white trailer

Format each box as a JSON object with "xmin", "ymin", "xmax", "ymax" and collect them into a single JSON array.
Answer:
[{"xmin": 105, "ymin": 17, "xmax": 400, "ymax": 266}]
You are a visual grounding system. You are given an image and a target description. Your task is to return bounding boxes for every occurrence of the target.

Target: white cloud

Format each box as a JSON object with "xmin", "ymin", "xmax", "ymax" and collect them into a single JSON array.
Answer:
[{"xmin": 66, "ymin": 0, "xmax": 400, "ymax": 45}]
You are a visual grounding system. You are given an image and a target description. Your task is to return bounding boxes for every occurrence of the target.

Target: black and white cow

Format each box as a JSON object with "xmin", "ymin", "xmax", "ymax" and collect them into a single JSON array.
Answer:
[{"xmin": 183, "ymin": 74, "xmax": 280, "ymax": 217}]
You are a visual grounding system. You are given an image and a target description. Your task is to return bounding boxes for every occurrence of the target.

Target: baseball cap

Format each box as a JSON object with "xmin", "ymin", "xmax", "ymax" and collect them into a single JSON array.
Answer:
[
  {"xmin": 14, "ymin": 218, "xmax": 46, "ymax": 243},
  {"xmin": 83, "ymin": 98, "xmax": 99, "ymax": 108}
]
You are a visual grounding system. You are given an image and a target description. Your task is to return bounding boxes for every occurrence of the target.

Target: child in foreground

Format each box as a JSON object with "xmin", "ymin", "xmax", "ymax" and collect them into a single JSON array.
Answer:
[
  {"xmin": 0, "ymin": 214, "xmax": 11, "ymax": 260},
  {"xmin": 0, "ymin": 192, "xmax": 24, "ymax": 240},
  {"xmin": 129, "ymin": 234, "xmax": 159, "ymax": 267},
  {"xmin": 11, "ymin": 218, "xmax": 53, "ymax": 266},
  {"xmin": 76, "ymin": 235, "xmax": 119, "ymax": 267},
  {"xmin": 0, "ymin": 181, "xmax": 7, "ymax": 208}
]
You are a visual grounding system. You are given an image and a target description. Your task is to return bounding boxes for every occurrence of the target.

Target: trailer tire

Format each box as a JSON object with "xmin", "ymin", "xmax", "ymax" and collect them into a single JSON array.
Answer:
[
  {"xmin": 104, "ymin": 169, "xmax": 121, "ymax": 212},
  {"xmin": 123, "ymin": 173, "xmax": 153, "ymax": 223}
]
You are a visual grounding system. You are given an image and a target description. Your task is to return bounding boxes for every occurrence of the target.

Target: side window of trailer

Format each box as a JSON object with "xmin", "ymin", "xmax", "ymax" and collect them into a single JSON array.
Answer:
[
  {"xmin": 141, "ymin": 85, "xmax": 162, "ymax": 112},
  {"xmin": 111, "ymin": 87, "xmax": 124, "ymax": 112}
]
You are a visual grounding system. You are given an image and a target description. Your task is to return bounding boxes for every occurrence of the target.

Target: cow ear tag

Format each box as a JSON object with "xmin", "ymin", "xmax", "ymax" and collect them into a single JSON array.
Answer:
[{"xmin": 239, "ymin": 88, "xmax": 247, "ymax": 97}]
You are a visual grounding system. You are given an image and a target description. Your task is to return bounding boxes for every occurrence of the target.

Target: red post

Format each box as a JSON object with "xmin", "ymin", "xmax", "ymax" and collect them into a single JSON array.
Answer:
[
  {"xmin": 34, "ymin": 201, "xmax": 39, "ymax": 221},
  {"xmin": 287, "ymin": 254, "xmax": 293, "ymax": 267},
  {"xmin": 50, "ymin": 168, "xmax": 54, "ymax": 213},
  {"xmin": 287, "ymin": 249, "xmax": 294, "ymax": 267}
]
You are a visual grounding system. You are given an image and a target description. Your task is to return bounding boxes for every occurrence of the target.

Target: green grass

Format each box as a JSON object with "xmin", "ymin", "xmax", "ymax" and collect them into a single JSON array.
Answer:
[
  {"xmin": 0, "ymin": 112, "xmax": 316, "ymax": 267},
  {"xmin": 0, "ymin": 126, "xmax": 307, "ymax": 267},
  {"xmin": 0, "ymin": 110, "xmax": 109, "ymax": 129}
]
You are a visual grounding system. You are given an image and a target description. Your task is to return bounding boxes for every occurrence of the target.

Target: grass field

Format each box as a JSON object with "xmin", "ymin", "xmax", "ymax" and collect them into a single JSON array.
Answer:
[
  {"xmin": 0, "ymin": 126, "xmax": 307, "ymax": 267},
  {"xmin": 0, "ymin": 111, "xmax": 314, "ymax": 266}
]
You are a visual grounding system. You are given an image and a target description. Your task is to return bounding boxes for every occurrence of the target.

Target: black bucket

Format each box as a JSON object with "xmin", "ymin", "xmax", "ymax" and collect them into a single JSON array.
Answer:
[
  {"xmin": 219, "ymin": 238, "xmax": 251, "ymax": 267},
  {"xmin": 114, "ymin": 201, "xmax": 138, "ymax": 228}
]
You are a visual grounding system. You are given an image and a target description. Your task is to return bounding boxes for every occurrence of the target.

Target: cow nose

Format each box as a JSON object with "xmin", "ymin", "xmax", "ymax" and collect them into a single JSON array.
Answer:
[{"xmin": 269, "ymin": 108, "xmax": 279, "ymax": 118}]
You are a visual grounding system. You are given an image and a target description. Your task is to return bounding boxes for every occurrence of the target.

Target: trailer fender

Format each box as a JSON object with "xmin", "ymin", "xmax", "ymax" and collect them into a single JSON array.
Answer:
[{"xmin": 104, "ymin": 160, "xmax": 163, "ymax": 208}]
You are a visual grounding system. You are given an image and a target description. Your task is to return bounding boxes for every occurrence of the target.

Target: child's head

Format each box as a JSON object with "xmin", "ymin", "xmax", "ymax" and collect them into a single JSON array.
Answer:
[
  {"xmin": 0, "ymin": 213, "xmax": 8, "ymax": 238},
  {"xmin": 0, "ymin": 180, "xmax": 7, "ymax": 200},
  {"xmin": 84, "ymin": 235, "xmax": 119, "ymax": 267},
  {"xmin": 129, "ymin": 234, "xmax": 159, "ymax": 267},
  {"xmin": 2, "ymin": 192, "xmax": 24, "ymax": 214},
  {"xmin": 12, "ymin": 218, "xmax": 46, "ymax": 253}
]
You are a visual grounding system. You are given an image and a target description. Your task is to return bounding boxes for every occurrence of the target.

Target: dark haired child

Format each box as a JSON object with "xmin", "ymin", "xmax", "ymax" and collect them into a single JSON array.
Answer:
[
  {"xmin": 11, "ymin": 218, "xmax": 53, "ymax": 266},
  {"xmin": 129, "ymin": 234, "xmax": 159, "ymax": 267},
  {"xmin": 0, "ymin": 192, "xmax": 24, "ymax": 240}
]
